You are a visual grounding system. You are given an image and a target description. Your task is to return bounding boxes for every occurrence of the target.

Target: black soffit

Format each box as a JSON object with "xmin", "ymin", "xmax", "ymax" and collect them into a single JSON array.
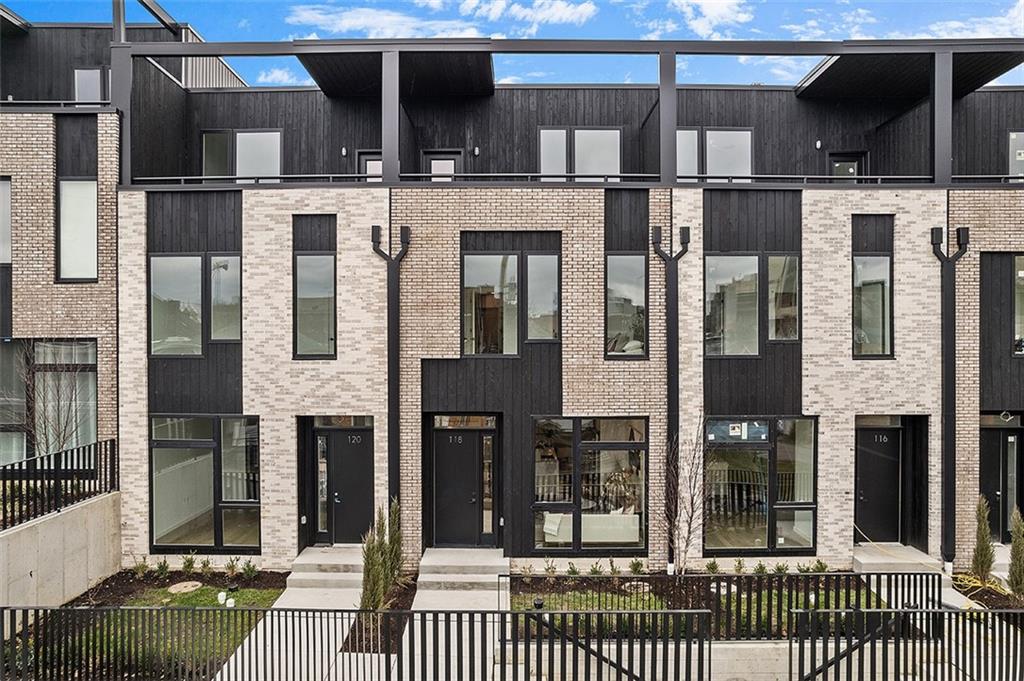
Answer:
[
  {"xmin": 796, "ymin": 51, "xmax": 1024, "ymax": 99},
  {"xmin": 297, "ymin": 51, "xmax": 495, "ymax": 98}
]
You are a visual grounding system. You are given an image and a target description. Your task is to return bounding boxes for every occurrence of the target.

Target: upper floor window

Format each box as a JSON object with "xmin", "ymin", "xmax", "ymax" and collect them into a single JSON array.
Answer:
[
  {"xmin": 57, "ymin": 180, "xmax": 98, "ymax": 281},
  {"xmin": 527, "ymin": 254, "xmax": 559, "ymax": 340},
  {"xmin": 540, "ymin": 128, "xmax": 621, "ymax": 182},
  {"xmin": 74, "ymin": 68, "xmax": 104, "ymax": 102},
  {"xmin": 1013, "ymin": 255, "xmax": 1024, "ymax": 354},
  {"xmin": 852, "ymin": 214, "xmax": 894, "ymax": 358},
  {"xmin": 358, "ymin": 152, "xmax": 383, "ymax": 182},
  {"xmin": 210, "ymin": 255, "xmax": 241, "ymax": 341},
  {"xmin": 462, "ymin": 254, "xmax": 518, "ymax": 355},
  {"xmin": 294, "ymin": 254, "xmax": 336, "ymax": 358},
  {"xmin": 705, "ymin": 129, "xmax": 752, "ymax": 183},
  {"xmin": 705, "ymin": 255, "xmax": 759, "ymax": 356},
  {"xmin": 676, "ymin": 129, "xmax": 699, "ymax": 182},
  {"xmin": 1011, "ymin": 131, "xmax": 1024, "ymax": 179},
  {"xmin": 0, "ymin": 179, "xmax": 10, "ymax": 265},
  {"xmin": 202, "ymin": 130, "xmax": 281, "ymax": 183},
  {"xmin": 829, "ymin": 152, "xmax": 866, "ymax": 181},
  {"xmin": 150, "ymin": 256, "xmax": 203, "ymax": 356},
  {"xmin": 424, "ymin": 151, "xmax": 462, "ymax": 182},
  {"xmin": 768, "ymin": 255, "xmax": 799, "ymax": 340},
  {"xmin": 605, "ymin": 254, "xmax": 647, "ymax": 357}
]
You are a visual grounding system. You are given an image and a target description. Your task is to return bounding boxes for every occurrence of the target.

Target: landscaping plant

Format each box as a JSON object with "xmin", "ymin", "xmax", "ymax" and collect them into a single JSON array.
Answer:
[
  {"xmin": 242, "ymin": 559, "xmax": 258, "ymax": 581},
  {"xmin": 972, "ymin": 495, "xmax": 995, "ymax": 582},
  {"xmin": 131, "ymin": 556, "xmax": 149, "ymax": 580},
  {"xmin": 628, "ymin": 559, "xmax": 644, "ymax": 575},
  {"xmin": 1010, "ymin": 507, "xmax": 1024, "ymax": 595},
  {"xmin": 733, "ymin": 558, "xmax": 745, "ymax": 574},
  {"xmin": 667, "ymin": 414, "xmax": 710, "ymax": 573},
  {"xmin": 181, "ymin": 553, "xmax": 196, "ymax": 576},
  {"xmin": 200, "ymin": 558, "xmax": 213, "ymax": 578},
  {"xmin": 566, "ymin": 562, "xmax": 580, "ymax": 576},
  {"xmin": 773, "ymin": 563, "xmax": 789, "ymax": 575},
  {"xmin": 543, "ymin": 559, "xmax": 557, "ymax": 576},
  {"xmin": 155, "ymin": 557, "xmax": 170, "ymax": 580},
  {"xmin": 812, "ymin": 559, "xmax": 829, "ymax": 573},
  {"xmin": 608, "ymin": 558, "xmax": 621, "ymax": 576},
  {"xmin": 705, "ymin": 560, "xmax": 720, "ymax": 574},
  {"xmin": 225, "ymin": 556, "xmax": 240, "ymax": 580},
  {"xmin": 796, "ymin": 563, "xmax": 811, "ymax": 574},
  {"xmin": 753, "ymin": 561, "xmax": 768, "ymax": 576}
]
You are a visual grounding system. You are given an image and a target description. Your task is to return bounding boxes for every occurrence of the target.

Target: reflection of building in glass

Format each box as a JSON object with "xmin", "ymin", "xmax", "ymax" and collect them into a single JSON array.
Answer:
[
  {"xmin": 606, "ymin": 289, "xmax": 645, "ymax": 354},
  {"xmin": 705, "ymin": 272, "xmax": 757, "ymax": 355}
]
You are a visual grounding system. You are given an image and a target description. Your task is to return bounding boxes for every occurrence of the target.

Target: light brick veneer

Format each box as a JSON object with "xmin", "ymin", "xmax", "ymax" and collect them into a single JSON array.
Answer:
[
  {"xmin": 391, "ymin": 187, "xmax": 669, "ymax": 568},
  {"xmin": 948, "ymin": 189, "xmax": 1024, "ymax": 568},
  {"xmin": 242, "ymin": 188, "xmax": 390, "ymax": 569},
  {"xmin": 802, "ymin": 189, "xmax": 945, "ymax": 566},
  {"xmin": 0, "ymin": 112, "xmax": 118, "ymax": 443}
]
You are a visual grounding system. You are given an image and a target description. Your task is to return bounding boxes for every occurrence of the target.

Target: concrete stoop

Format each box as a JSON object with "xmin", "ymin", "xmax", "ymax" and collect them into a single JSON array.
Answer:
[
  {"xmin": 417, "ymin": 548, "xmax": 509, "ymax": 592},
  {"xmin": 285, "ymin": 545, "xmax": 364, "ymax": 590}
]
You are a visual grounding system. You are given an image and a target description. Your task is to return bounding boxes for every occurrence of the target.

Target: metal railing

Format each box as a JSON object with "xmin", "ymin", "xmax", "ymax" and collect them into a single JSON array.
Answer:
[
  {"xmin": 790, "ymin": 608, "xmax": 1024, "ymax": 680},
  {"xmin": 504, "ymin": 572, "xmax": 941, "ymax": 641},
  {"xmin": 0, "ymin": 606, "xmax": 712, "ymax": 680},
  {"xmin": 0, "ymin": 439, "xmax": 118, "ymax": 531},
  {"xmin": 0, "ymin": 100, "xmax": 111, "ymax": 108}
]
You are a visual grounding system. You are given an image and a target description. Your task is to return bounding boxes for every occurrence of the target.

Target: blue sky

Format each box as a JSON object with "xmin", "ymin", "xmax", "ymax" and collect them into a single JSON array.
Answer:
[{"xmin": 9, "ymin": 0, "xmax": 1024, "ymax": 85}]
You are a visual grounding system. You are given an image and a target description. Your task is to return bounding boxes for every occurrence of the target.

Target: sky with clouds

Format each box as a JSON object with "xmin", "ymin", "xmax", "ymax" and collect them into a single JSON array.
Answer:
[{"xmin": 10, "ymin": 0, "xmax": 1024, "ymax": 85}]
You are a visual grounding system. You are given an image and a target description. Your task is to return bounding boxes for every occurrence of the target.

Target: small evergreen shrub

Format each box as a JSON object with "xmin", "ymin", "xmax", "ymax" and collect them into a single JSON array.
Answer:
[
  {"xmin": 753, "ymin": 561, "xmax": 768, "ymax": 576},
  {"xmin": 629, "ymin": 559, "xmax": 644, "ymax": 575},
  {"xmin": 242, "ymin": 559, "xmax": 258, "ymax": 581},
  {"xmin": 131, "ymin": 556, "xmax": 149, "ymax": 580},
  {"xmin": 733, "ymin": 558, "xmax": 745, "ymax": 574},
  {"xmin": 155, "ymin": 558, "xmax": 170, "ymax": 580},
  {"xmin": 181, "ymin": 553, "xmax": 196, "ymax": 576},
  {"xmin": 972, "ymin": 496, "xmax": 995, "ymax": 582},
  {"xmin": 225, "ymin": 556, "xmax": 240, "ymax": 580},
  {"xmin": 705, "ymin": 560, "xmax": 720, "ymax": 574},
  {"xmin": 1009, "ymin": 508, "xmax": 1024, "ymax": 595}
]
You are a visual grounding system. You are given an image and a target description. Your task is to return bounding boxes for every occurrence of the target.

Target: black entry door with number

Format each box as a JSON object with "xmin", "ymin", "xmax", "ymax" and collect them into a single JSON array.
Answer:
[
  {"xmin": 855, "ymin": 428, "xmax": 901, "ymax": 543},
  {"xmin": 433, "ymin": 429, "xmax": 493, "ymax": 547},
  {"xmin": 327, "ymin": 428, "xmax": 374, "ymax": 544},
  {"xmin": 981, "ymin": 429, "xmax": 1019, "ymax": 544}
]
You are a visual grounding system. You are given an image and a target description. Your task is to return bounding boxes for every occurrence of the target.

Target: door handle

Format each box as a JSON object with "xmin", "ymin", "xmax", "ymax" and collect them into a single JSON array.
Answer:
[
  {"xmin": 470, "ymin": 495, "xmax": 477, "ymax": 505},
  {"xmin": 857, "ymin": 491, "xmax": 865, "ymax": 502},
  {"xmin": 334, "ymin": 492, "xmax": 341, "ymax": 504}
]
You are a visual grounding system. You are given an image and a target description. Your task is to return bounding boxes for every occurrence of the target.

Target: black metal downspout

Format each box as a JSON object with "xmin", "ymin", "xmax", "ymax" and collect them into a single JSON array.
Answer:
[
  {"xmin": 933, "ymin": 225, "xmax": 968, "ymax": 566},
  {"xmin": 373, "ymin": 224, "xmax": 410, "ymax": 502},
  {"xmin": 653, "ymin": 224, "xmax": 690, "ymax": 566}
]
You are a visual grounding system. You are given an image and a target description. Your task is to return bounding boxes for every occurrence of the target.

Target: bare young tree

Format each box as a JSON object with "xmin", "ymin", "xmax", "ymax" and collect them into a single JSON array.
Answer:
[{"xmin": 665, "ymin": 412, "xmax": 709, "ymax": 574}]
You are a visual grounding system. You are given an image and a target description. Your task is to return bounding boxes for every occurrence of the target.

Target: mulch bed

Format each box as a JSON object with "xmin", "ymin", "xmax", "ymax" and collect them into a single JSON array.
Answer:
[
  {"xmin": 341, "ymin": 576, "xmax": 419, "ymax": 654},
  {"xmin": 66, "ymin": 569, "xmax": 289, "ymax": 607},
  {"xmin": 952, "ymin": 575, "xmax": 1024, "ymax": 610}
]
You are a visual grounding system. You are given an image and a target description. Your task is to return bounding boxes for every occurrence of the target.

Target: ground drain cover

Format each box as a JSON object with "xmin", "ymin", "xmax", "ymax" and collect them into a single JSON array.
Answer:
[{"xmin": 168, "ymin": 581, "xmax": 202, "ymax": 594}]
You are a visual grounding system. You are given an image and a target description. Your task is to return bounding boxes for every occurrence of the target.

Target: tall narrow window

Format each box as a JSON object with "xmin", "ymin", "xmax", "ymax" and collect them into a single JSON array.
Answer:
[
  {"xmin": 527, "ymin": 254, "xmax": 559, "ymax": 340},
  {"xmin": 150, "ymin": 256, "xmax": 203, "ymax": 356},
  {"xmin": 0, "ymin": 179, "xmax": 10, "ymax": 265},
  {"xmin": 574, "ymin": 129, "xmax": 621, "ymax": 182},
  {"xmin": 676, "ymin": 129, "xmax": 699, "ymax": 182},
  {"xmin": 705, "ymin": 255, "xmax": 759, "ymax": 356},
  {"xmin": 294, "ymin": 254, "xmax": 336, "ymax": 357},
  {"xmin": 853, "ymin": 215, "xmax": 894, "ymax": 358},
  {"xmin": 58, "ymin": 180, "xmax": 98, "ymax": 280},
  {"xmin": 1015, "ymin": 256, "xmax": 1024, "ymax": 354},
  {"xmin": 210, "ymin": 255, "xmax": 241, "ymax": 341},
  {"xmin": 202, "ymin": 131, "xmax": 232, "ymax": 178},
  {"xmin": 1010, "ymin": 131, "xmax": 1024, "ymax": 179},
  {"xmin": 462, "ymin": 254, "xmax": 518, "ymax": 355},
  {"xmin": 705, "ymin": 129, "xmax": 752, "ymax": 182},
  {"xmin": 33, "ymin": 340, "xmax": 97, "ymax": 456},
  {"xmin": 605, "ymin": 254, "xmax": 646, "ymax": 357},
  {"xmin": 235, "ymin": 131, "xmax": 281, "ymax": 183},
  {"xmin": 539, "ymin": 129, "xmax": 568, "ymax": 182},
  {"xmin": 74, "ymin": 68, "xmax": 103, "ymax": 102},
  {"xmin": 768, "ymin": 255, "xmax": 799, "ymax": 340}
]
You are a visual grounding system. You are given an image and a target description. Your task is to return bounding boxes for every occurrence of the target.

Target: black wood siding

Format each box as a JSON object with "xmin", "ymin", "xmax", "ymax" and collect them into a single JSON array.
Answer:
[
  {"xmin": 851, "ymin": 214, "xmax": 894, "ymax": 253},
  {"xmin": 147, "ymin": 191, "xmax": 243, "ymax": 414},
  {"xmin": 604, "ymin": 189, "xmax": 649, "ymax": 251},
  {"xmin": 293, "ymin": 215, "xmax": 337, "ymax": 252},
  {"xmin": 870, "ymin": 100, "xmax": 931, "ymax": 177},
  {"xmin": 0, "ymin": 265, "xmax": 11, "ymax": 339},
  {"xmin": 980, "ymin": 253, "xmax": 1024, "ymax": 412},
  {"xmin": 954, "ymin": 89, "xmax": 1024, "ymax": 176},
  {"xmin": 56, "ymin": 114, "xmax": 97, "ymax": 177},
  {"xmin": 424, "ymin": 231, "xmax": 562, "ymax": 556},
  {"xmin": 132, "ymin": 57, "xmax": 188, "ymax": 180},
  {"xmin": 703, "ymin": 189, "xmax": 802, "ymax": 416}
]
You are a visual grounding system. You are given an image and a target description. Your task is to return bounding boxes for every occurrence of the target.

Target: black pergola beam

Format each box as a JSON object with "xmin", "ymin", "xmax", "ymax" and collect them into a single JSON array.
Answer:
[
  {"xmin": 136, "ymin": 0, "xmax": 179, "ymax": 36},
  {"xmin": 931, "ymin": 51, "xmax": 954, "ymax": 185}
]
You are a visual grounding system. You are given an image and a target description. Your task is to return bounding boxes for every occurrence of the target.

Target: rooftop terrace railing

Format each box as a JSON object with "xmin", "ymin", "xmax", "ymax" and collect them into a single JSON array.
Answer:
[
  {"xmin": 0, "ymin": 100, "xmax": 111, "ymax": 108},
  {"xmin": 503, "ymin": 571, "xmax": 942, "ymax": 641},
  {"xmin": 790, "ymin": 608, "xmax": 1024, "ymax": 680},
  {"xmin": 0, "ymin": 606, "xmax": 712, "ymax": 681},
  {"xmin": 0, "ymin": 439, "xmax": 118, "ymax": 531}
]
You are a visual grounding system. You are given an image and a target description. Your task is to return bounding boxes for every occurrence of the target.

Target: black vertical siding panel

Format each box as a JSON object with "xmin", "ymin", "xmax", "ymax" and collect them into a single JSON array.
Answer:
[
  {"xmin": 980, "ymin": 253, "xmax": 1024, "ymax": 411},
  {"xmin": 0, "ymin": 265, "xmax": 11, "ymax": 339},
  {"xmin": 604, "ymin": 189, "xmax": 649, "ymax": 251},
  {"xmin": 293, "ymin": 214, "xmax": 338, "ymax": 252},
  {"xmin": 56, "ymin": 114, "xmax": 98, "ymax": 177}
]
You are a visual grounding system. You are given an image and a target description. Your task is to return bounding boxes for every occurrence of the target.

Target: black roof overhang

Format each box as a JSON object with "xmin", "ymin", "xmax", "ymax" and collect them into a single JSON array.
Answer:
[{"xmin": 296, "ymin": 50, "xmax": 495, "ymax": 98}]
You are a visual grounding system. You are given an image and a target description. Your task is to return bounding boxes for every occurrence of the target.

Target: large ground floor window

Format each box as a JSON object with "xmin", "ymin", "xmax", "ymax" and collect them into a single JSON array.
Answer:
[
  {"xmin": 533, "ymin": 416, "xmax": 647, "ymax": 553},
  {"xmin": 150, "ymin": 414, "xmax": 260, "ymax": 553},
  {"xmin": 704, "ymin": 417, "xmax": 816, "ymax": 556},
  {"xmin": 0, "ymin": 339, "xmax": 98, "ymax": 465}
]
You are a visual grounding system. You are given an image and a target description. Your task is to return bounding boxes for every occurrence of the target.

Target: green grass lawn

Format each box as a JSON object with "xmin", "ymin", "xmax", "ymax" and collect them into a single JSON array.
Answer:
[
  {"xmin": 125, "ymin": 584, "xmax": 283, "ymax": 608},
  {"xmin": 511, "ymin": 590, "xmax": 667, "ymax": 612}
]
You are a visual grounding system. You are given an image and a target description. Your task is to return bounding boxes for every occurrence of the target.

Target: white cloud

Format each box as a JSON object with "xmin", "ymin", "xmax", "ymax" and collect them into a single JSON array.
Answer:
[
  {"xmin": 736, "ymin": 55, "xmax": 819, "ymax": 84},
  {"xmin": 460, "ymin": 0, "xmax": 508, "ymax": 21},
  {"xmin": 780, "ymin": 18, "xmax": 825, "ymax": 41},
  {"xmin": 669, "ymin": 0, "xmax": 754, "ymax": 39},
  {"xmin": 887, "ymin": 0, "xmax": 1023, "ymax": 39},
  {"xmin": 256, "ymin": 67, "xmax": 315, "ymax": 86},
  {"xmin": 841, "ymin": 8, "xmax": 877, "ymax": 39},
  {"xmin": 506, "ymin": 0, "xmax": 598, "ymax": 35},
  {"xmin": 641, "ymin": 18, "xmax": 679, "ymax": 40},
  {"xmin": 287, "ymin": 31, "xmax": 321, "ymax": 40},
  {"xmin": 237, "ymin": 18, "xmax": 251, "ymax": 29},
  {"xmin": 285, "ymin": 5, "xmax": 482, "ymax": 38},
  {"xmin": 414, "ymin": 0, "xmax": 447, "ymax": 10},
  {"xmin": 496, "ymin": 75, "xmax": 524, "ymax": 83}
]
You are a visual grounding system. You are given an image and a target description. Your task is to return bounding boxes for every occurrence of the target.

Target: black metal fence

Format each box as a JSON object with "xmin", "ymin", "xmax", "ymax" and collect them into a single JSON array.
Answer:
[
  {"xmin": 790, "ymin": 608, "xmax": 1024, "ymax": 680},
  {"xmin": 0, "ymin": 439, "xmax": 118, "ymax": 531},
  {"xmin": 504, "ymin": 572, "xmax": 941, "ymax": 640},
  {"xmin": 0, "ymin": 606, "xmax": 712, "ymax": 680}
]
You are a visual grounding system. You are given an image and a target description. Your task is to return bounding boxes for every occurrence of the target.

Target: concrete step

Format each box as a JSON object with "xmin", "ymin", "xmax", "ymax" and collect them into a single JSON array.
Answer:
[
  {"xmin": 419, "ymin": 548, "xmax": 509, "ymax": 576},
  {"xmin": 290, "ymin": 546, "xmax": 364, "ymax": 574},
  {"xmin": 286, "ymin": 571, "xmax": 363, "ymax": 590},
  {"xmin": 417, "ymin": 572, "xmax": 503, "ymax": 591}
]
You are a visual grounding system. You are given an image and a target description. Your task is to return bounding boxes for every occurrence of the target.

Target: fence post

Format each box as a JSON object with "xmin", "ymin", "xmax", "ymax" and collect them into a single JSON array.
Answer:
[{"xmin": 53, "ymin": 450, "xmax": 62, "ymax": 513}]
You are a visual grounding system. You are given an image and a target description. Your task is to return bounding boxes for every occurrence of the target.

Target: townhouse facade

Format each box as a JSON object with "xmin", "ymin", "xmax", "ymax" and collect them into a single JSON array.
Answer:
[{"xmin": 3, "ymin": 2, "xmax": 1024, "ymax": 578}]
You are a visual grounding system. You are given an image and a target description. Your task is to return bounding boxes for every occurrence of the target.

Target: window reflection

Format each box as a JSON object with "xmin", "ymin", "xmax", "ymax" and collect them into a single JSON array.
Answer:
[
  {"xmin": 534, "ymin": 418, "xmax": 573, "ymax": 503},
  {"xmin": 768, "ymin": 255, "xmax": 799, "ymax": 340},
  {"xmin": 462, "ymin": 254, "xmax": 518, "ymax": 355},
  {"xmin": 705, "ymin": 255, "xmax": 759, "ymax": 356},
  {"xmin": 853, "ymin": 255, "xmax": 891, "ymax": 356},
  {"xmin": 527, "ymin": 255, "xmax": 559, "ymax": 340},
  {"xmin": 705, "ymin": 447, "xmax": 769, "ymax": 550},
  {"xmin": 606, "ymin": 255, "xmax": 646, "ymax": 356},
  {"xmin": 150, "ymin": 256, "xmax": 202, "ymax": 356}
]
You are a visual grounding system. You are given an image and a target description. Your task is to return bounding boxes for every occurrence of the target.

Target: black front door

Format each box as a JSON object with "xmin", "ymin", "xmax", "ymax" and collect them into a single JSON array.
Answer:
[
  {"xmin": 433, "ymin": 429, "xmax": 494, "ymax": 546},
  {"xmin": 855, "ymin": 428, "xmax": 901, "ymax": 543},
  {"xmin": 326, "ymin": 428, "xmax": 374, "ymax": 544},
  {"xmin": 980, "ymin": 429, "xmax": 1019, "ymax": 543}
]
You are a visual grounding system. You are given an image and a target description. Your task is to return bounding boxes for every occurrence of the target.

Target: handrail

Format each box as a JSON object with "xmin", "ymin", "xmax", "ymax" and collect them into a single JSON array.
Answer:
[
  {"xmin": 677, "ymin": 173, "xmax": 934, "ymax": 183},
  {"xmin": 0, "ymin": 100, "xmax": 111, "ymax": 107},
  {"xmin": 132, "ymin": 173, "xmax": 377, "ymax": 184}
]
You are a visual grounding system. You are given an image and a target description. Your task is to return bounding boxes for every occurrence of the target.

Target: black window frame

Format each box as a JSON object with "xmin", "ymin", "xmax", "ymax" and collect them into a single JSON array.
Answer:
[
  {"xmin": 292, "ymin": 250, "xmax": 337, "ymax": 360},
  {"xmin": 675, "ymin": 126, "xmax": 701, "ymax": 182},
  {"xmin": 422, "ymin": 149, "xmax": 463, "ymax": 181},
  {"xmin": 766, "ymin": 251, "xmax": 802, "ymax": 344},
  {"xmin": 73, "ymin": 66, "xmax": 108, "ymax": 103},
  {"xmin": 524, "ymin": 250, "xmax": 561, "ymax": 343},
  {"xmin": 827, "ymin": 150, "xmax": 869, "ymax": 182},
  {"xmin": 703, "ymin": 415, "xmax": 818, "ymax": 558},
  {"xmin": 200, "ymin": 128, "xmax": 284, "ymax": 182},
  {"xmin": 356, "ymin": 149, "xmax": 383, "ymax": 182},
  {"xmin": 851, "ymin": 221, "xmax": 895, "ymax": 360},
  {"xmin": 604, "ymin": 251, "xmax": 649, "ymax": 361},
  {"xmin": 208, "ymin": 251, "xmax": 243, "ymax": 344},
  {"xmin": 703, "ymin": 126, "xmax": 755, "ymax": 183},
  {"xmin": 1009, "ymin": 130, "xmax": 1024, "ymax": 178},
  {"xmin": 147, "ymin": 252, "xmax": 206, "ymax": 359},
  {"xmin": 538, "ymin": 126, "xmax": 625, "ymax": 182},
  {"xmin": 460, "ymin": 250, "xmax": 523, "ymax": 358},
  {"xmin": 55, "ymin": 176, "xmax": 99, "ymax": 285},
  {"xmin": 149, "ymin": 413, "xmax": 261, "ymax": 555},
  {"xmin": 530, "ymin": 415, "xmax": 649, "ymax": 557}
]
